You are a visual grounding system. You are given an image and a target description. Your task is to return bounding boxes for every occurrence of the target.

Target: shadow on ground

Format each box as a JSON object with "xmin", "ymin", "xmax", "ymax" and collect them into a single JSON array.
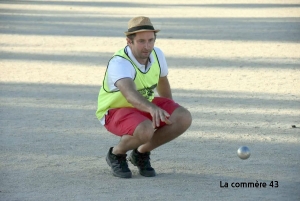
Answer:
[
  {"xmin": 1, "ymin": 1, "xmax": 300, "ymax": 42},
  {"xmin": 1, "ymin": 82, "xmax": 300, "ymax": 200}
]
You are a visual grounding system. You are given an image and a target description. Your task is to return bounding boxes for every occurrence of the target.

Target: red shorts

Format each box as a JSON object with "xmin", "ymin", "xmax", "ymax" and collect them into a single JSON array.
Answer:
[{"xmin": 104, "ymin": 97, "xmax": 180, "ymax": 136}]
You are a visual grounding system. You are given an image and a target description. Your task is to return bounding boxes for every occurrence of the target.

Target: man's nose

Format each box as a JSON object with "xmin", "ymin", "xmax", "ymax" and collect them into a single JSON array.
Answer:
[{"xmin": 145, "ymin": 42, "xmax": 151, "ymax": 49}]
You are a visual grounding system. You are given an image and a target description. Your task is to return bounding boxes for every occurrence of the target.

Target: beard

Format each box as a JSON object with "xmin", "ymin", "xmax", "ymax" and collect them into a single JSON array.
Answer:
[
  {"xmin": 139, "ymin": 52, "xmax": 150, "ymax": 59},
  {"xmin": 138, "ymin": 49, "xmax": 152, "ymax": 60},
  {"xmin": 130, "ymin": 46, "xmax": 153, "ymax": 64}
]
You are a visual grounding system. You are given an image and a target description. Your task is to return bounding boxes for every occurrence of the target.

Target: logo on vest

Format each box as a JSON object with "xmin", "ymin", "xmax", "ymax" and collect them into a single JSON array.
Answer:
[{"xmin": 138, "ymin": 84, "xmax": 157, "ymax": 100}]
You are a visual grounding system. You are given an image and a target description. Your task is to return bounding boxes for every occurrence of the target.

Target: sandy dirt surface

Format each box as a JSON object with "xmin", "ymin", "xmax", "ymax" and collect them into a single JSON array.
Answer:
[{"xmin": 1, "ymin": 0, "xmax": 300, "ymax": 200}]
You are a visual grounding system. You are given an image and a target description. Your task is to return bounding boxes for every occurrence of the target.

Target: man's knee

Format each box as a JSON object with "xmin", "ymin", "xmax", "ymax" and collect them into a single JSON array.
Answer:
[
  {"xmin": 172, "ymin": 107, "xmax": 192, "ymax": 128},
  {"xmin": 133, "ymin": 120, "xmax": 155, "ymax": 143}
]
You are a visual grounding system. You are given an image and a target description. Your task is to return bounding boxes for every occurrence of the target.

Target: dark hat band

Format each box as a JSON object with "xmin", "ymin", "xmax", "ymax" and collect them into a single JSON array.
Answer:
[{"xmin": 128, "ymin": 25, "xmax": 155, "ymax": 32}]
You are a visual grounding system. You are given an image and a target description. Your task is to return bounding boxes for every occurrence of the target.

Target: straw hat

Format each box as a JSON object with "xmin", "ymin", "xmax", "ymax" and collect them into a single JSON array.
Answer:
[{"xmin": 124, "ymin": 16, "xmax": 160, "ymax": 36}]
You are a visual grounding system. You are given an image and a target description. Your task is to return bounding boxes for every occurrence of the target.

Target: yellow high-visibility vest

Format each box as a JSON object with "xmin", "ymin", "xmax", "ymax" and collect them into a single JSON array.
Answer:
[{"xmin": 95, "ymin": 47, "xmax": 161, "ymax": 120}]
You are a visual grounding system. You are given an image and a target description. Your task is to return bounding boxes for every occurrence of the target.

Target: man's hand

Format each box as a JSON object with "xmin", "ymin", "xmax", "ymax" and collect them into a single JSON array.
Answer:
[
  {"xmin": 116, "ymin": 78, "xmax": 173, "ymax": 127},
  {"xmin": 149, "ymin": 105, "xmax": 172, "ymax": 128}
]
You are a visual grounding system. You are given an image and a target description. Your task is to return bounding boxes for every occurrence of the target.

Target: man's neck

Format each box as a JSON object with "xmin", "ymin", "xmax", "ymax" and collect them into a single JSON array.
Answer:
[
  {"xmin": 144, "ymin": 59, "xmax": 149, "ymax": 71},
  {"xmin": 136, "ymin": 58, "xmax": 148, "ymax": 66},
  {"xmin": 127, "ymin": 46, "xmax": 149, "ymax": 67}
]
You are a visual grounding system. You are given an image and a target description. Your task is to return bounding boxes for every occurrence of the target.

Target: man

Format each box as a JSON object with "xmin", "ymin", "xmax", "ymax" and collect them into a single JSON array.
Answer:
[{"xmin": 96, "ymin": 16, "xmax": 192, "ymax": 178}]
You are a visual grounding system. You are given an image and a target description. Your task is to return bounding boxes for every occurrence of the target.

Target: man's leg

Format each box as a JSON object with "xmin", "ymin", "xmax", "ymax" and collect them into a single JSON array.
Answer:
[
  {"xmin": 104, "ymin": 108, "xmax": 155, "ymax": 178},
  {"xmin": 110, "ymin": 116, "xmax": 158, "ymax": 177},
  {"xmin": 128, "ymin": 106, "xmax": 192, "ymax": 177},
  {"xmin": 105, "ymin": 103, "xmax": 192, "ymax": 177},
  {"xmin": 137, "ymin": 106, "xmax": 192, "ymax": 153},
  {"xmin": 112, "ymin": 119, "xmax": 155, "ymax": 155}
]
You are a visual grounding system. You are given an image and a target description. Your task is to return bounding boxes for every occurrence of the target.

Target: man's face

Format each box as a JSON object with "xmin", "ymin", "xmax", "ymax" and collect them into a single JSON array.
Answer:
[{"xmin": 127, "ymin": 31, "xmax": 156, "ymax": 63}]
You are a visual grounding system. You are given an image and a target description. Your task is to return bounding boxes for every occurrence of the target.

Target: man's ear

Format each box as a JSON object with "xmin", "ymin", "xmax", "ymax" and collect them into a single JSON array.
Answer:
[{"xmin": 126, "ymin": 37, "xmax": 131, "ymax": 45}]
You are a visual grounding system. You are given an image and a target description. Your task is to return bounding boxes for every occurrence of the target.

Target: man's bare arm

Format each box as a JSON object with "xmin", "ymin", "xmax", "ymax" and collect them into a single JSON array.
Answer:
[
  {"xmin": 156, "ymin": 76, "xmax": 172, "ymax": 99},
  {"xmin": 116, "ymin": 78, "xmax": 171, "ymax": 127}
]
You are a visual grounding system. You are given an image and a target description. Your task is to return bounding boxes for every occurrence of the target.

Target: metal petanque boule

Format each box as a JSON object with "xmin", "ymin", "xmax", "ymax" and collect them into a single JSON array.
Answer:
[{"xmin": 237, "ymin": 146, "xmax": 251, "ymax": 160}]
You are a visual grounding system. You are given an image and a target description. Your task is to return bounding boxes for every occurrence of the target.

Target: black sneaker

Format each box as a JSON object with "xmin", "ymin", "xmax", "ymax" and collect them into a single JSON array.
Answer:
[
  {"xmin": 106, "ymin": 147, "xmax": 132, "ymax": 178},
  {"xmin": 128, "ymin": 149, "xmax": 156, "ymax": 177}
]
